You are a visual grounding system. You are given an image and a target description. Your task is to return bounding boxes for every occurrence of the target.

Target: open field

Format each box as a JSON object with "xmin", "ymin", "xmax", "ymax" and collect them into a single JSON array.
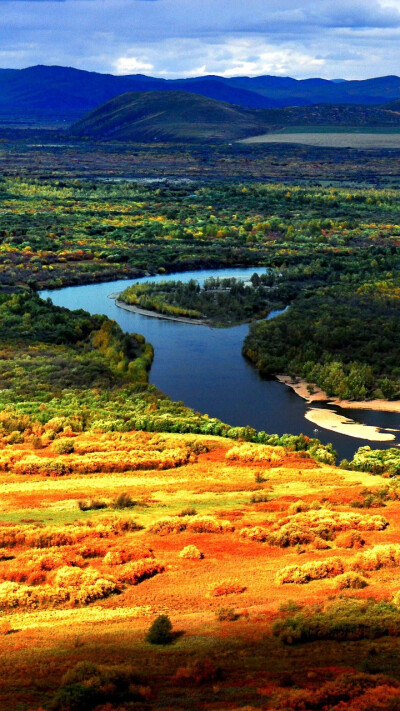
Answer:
[
  {"xmin": 242, "ymin": 132, "xmax": 400, "ymax": 148},
  {"xmin": 3, "ymin": 430, "xmax": 400, "ymax": 708}
]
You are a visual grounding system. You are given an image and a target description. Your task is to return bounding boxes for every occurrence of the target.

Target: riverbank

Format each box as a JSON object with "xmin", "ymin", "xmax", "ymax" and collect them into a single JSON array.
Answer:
[
  {"xmin": 305, "ymin": 408, "xmax": 395, "ymax": 442},
  {"xmin": 114, "ymin": 298, "xmax": 208, "ymax": 325},
  {"xmin": 277, "ymin": 375, "xmax": 400, "ymax": 413}
]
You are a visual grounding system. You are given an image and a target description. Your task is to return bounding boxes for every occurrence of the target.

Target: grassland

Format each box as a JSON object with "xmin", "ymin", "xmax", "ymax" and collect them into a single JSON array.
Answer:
[
  {"xmin": 3, "ymin": 430, "xmax": 400, "ymax": 709},
  {"xmin": 242, "ymin": 132, "xmax": 400, "ymax": 148}
]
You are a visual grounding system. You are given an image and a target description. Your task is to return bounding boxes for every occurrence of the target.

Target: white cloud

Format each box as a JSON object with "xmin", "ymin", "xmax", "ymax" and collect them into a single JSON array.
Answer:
[
  {"xmin": 114, "ymin": 55, "xmax": 154, "ymax": 74},
  {"xmin": 0, "ymin": 0, "xmax": 400, "ymax": 79}
]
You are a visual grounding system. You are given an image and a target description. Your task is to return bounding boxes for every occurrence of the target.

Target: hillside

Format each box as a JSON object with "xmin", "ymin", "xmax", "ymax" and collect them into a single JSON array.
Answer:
[
  {"xmin": 4, "ymin": 65, "xmax": 400, "ymax": 124},
  {"xmin": 71, "ymin": 91, "xmax": 269, "ymax": 142},
  {"xmin": 71, "ymin": 91, "xmax": 400, "ymax": 143}
]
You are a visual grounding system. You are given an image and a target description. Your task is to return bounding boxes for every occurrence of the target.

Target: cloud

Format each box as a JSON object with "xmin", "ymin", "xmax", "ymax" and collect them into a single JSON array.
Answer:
[
  {"xmin": 114, "ymin": 55, "xmax": 154, "ymax": 74},
  {"xmin": 0, "ymin": 0, "xmax": 400, "ymax": 79}
]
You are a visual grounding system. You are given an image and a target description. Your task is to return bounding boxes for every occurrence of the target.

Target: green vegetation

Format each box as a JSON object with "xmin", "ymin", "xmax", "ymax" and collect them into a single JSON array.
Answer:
[
  {"xmin": 146, "ymin": 614, "xmax": 173, "ymax": 645},
  {"xmin": 273, "ymin": 598, "xmax": 400, "ymax": 644},
  {"xmin": 119, "ymin": 273, "xmax": 289, "ymax": 325},
  {"xmin": 346, "ymin": 447, "xmax": 400, "ymax": 476}
]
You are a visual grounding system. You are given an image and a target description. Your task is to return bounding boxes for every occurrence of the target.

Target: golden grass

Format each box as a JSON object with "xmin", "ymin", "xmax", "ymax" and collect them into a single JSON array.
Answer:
[{"xmin": 1, "ymin": 430, "xmax": 400, "ymax": 709}]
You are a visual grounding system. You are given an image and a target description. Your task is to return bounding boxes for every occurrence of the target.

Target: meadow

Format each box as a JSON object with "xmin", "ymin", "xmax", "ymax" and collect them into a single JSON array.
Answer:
[
  {"xmin": 242, "ymin": 132, "xmax": 400, "ymax": 149},
  {"xmin": 2, "ymin": 428, "xmax": 400, "ymax": 709}
]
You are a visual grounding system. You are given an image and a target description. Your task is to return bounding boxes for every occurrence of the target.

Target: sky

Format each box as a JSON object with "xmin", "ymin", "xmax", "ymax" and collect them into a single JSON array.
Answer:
[{"xmin": 1, "ymin": 0, "xmax": 400, "ymax": 79}]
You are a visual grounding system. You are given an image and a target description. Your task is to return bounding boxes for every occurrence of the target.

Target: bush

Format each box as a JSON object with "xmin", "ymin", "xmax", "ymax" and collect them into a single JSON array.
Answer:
[
  {"xmin": 336, "ymin": 531, "xmax": 365, "ymax": 549},
  {"xmin": 51, "ymin": 683, "xmax": 99, "ymax": 711},
  {"xmin": 179, "ymin": 545, "xmax": 203, "ymax": 559},
  {"xmin": 113, "ymin": 492, "xmax": 136, "ymax": 509},
  {"xmin": 52, "ymin": 438, "xmax": 75, "ymax": 455},
  {"xmin": 276, "ymin": 557, "xmax": 344, "ymax": 584},
  {"xmin": 209, "ymin": 580, "xmax": 246, "ymax": 597},
  {"xmin": 177, "ymin": 507, "xmax": 197, "ymax": 516},
  {"xmin": 77, "ymin": 499, "xmax": 107, "ymax": 512},
  {"xmin": 146, "ymin": 614, "xmax": 173, "ymax": 645},
  {"xmin": 216, "ymin": 606, "xmax": 238, "ymax": 621},
  {"xmin": 273, "ymin": 599, "xmax": 400, "ymax": 645},
  {"xmin": 173, "ymin": 658, "xmax": 221, "ymax": 685},
  {"xmin": 336, "ymin": 572, "xmax": 369, "ymax": 589}
]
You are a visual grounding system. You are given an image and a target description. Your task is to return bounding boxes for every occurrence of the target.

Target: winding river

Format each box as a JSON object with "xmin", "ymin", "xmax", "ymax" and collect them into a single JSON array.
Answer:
[{"xmin": 40, "ymin": 267, "xmax": 400, "ymax": 461}]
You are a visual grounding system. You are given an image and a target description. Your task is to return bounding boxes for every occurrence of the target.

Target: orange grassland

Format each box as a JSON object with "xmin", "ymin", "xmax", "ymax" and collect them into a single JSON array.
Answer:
[{"xmin": 2, "ymin": 431, "xmax": 400, "ymax": 710}]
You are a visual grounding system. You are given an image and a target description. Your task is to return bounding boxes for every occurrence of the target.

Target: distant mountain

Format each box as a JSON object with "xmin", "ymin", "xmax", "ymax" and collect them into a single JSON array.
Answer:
[
  {"xmin": 71, "ymin": 92, "xmax": 400, "ymax": 143},
  {"xmin": 71, "ymin": 91, "xmax": 270, "ymax": 142},
  {"xmin": 3, "ymin": 66, "xmax": 400, "ymax": 125}
]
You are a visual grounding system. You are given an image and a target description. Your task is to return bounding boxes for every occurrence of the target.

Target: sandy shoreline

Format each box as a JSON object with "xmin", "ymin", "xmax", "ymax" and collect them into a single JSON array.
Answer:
[
  {"xmin": 114, "ymin": 298, "xmax": 207, "ymax": 325},
  {"xmin": 277, "ymin": 375, "xmax": 400, "ymax": 442},
  {"xmin": 305, "ymin": 408, "xmax": 395, "ymax": 442},
  {"xmin": 277, "ymin": 375, "xmax": 400, "ymax": 414}
]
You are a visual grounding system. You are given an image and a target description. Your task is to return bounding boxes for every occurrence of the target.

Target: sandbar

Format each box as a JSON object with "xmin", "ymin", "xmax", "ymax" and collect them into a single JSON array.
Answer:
[
  {"xmin": 305, "ymin": 408, "xmax": 395, "ymax": 441},
  {"xmin": 114, "ymin": 299, "xmax": 207, "ymax": 325},
  {"xmin": 277, "ymin": 375, "xmax": 400, "ymax": 414}
]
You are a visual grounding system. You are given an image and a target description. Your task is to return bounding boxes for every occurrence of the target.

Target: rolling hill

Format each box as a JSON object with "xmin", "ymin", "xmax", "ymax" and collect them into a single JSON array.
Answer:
[
  {"xmin": 71, "ymin": 91, "xmax": 270, "ymax": 142},
  {"xmin": 71, "ymin": 91, "xmax": 400, "ymax": 143}
]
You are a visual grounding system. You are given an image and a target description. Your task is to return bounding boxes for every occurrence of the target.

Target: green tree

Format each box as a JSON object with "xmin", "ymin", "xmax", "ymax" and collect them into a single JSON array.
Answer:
[{"xmin": 146, "ymin": 614, "xmax": 173, "ymax": 645}]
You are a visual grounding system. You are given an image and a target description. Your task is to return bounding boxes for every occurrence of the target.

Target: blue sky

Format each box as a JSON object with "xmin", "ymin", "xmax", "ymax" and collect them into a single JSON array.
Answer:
[{"xmin": 1, "ymin": 0, "xmax": 400, "ymax": 79}]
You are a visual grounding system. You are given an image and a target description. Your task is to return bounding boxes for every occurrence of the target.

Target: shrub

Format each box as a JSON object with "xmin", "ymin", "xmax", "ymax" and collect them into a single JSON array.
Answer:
[
  {"xmin": 77, "ymin": 498, "xmax": 107, "ymax": 512},
  {"xmin": 276, "ymin": 557, "xmax": 345, "ymax": 584},
  {"xmin": 216, "ymin": 606, "xmax": 238, "ymax": 621},
  {"xmin": 103, "ymin": 546, "xmax": 153, "ymax": 566},
  {"xmin": 52, "ymin": 438, "xmax": 75, "ymax": 455},
  {"xmin": 209, "ymin": 580, "xmax": 246, "ymax": 597},
  {"xmin": 113, "ymin": 492, "xmax": 136, "ymax": 509},
  {"xmin": 240, "ymin": 526, "xmax": 270, "ymax": 543},
  {"xmin": 148, "ymin": 515, "xmax": 233, "ymax": 535},
  {"xmin": 250, "ymin": 493, "xmax": 269, "ymax": 503},
  {"xmin": 146, "ymin": 614, "xmax": 173, "ymax": 645},
  {"xmin": 336, "ymin": 572, "xmax": 369, "ymax": 589},
  {"xmin": 51, "ymin": 683, "xmax": 99, "ymax": 711},
  {"xmin": 118, "ymin": 559, "xmax": 164, "ymax": 585},
  {"xmin": 179, "ymin": 545, "xmax": 203, "ymax": 559},
  {"xmin": 336, "ymin": 531, "xmax": 365, "ymax": 549},
  {"xmin": 273, "ymin": 599, "xmax": 400, "ymax": 645},
  {"xmin": 173, "ymin": 658, "xmax": 221, "ymax": 684},
  {"xmin": 177, "ymin": 507, "xmax": 197, "ymax": 517},
  {"xmin": 353, "ymin": 544, "xmax": 400, "ymax": 572}
]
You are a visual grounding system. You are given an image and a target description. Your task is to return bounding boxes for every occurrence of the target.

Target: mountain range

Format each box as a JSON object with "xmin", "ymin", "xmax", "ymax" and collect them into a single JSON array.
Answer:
[{"xmin": 3, "ymin": 65, "xmax": 400, "ymax": 123}]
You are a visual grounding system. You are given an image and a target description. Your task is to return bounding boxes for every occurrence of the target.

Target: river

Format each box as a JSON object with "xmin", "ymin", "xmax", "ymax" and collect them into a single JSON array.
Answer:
[{"xmin": 40, "ymin": 267, "xmax": 400, "ymax": 461}]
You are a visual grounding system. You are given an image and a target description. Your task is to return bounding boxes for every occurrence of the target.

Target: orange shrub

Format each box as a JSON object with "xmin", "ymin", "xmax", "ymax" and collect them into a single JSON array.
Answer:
[
  {"xmin": 149, "ymin": 515, "xmax": 233, "ymax": 535},
  {"xmin": 179, "ymin": 545, "xmax": 203, "ymax": 559},
  {"xmin": 240, "ymin": 526, "xmax": 270, "ymax": 543},
  {"xmin": 336, "ymin": 572, "xmax": 369, "ymax": 589},
  {"xmin": 276, "ymin": 557, "xmax": 345, "ymax": 584},
  {"xmin": 103, "ymin": 546, "xmax": 154, "ymax": 565},
  {"xmin": 336, "ymin": 531, "xmax": 365, "ymax": 549},
  {"xmin": 353, "ymin": 544, "xmax": 400, "ymax": 572},
  {"xmin": 9, "ymin": 448, "xmax": 193, "ymax": 476},
  {"xmin": 209, "ymin": 580, "xmax": 246, "ymax": 597},
  {"xmin": 0, "ymin": 567, "xmax": 119, "ymax": 608},
  {"xmin": 225, "ymin": 442, "xmax": 284, "ymax": 464},
  {"xmin": 117, "ymin": 559, "xmax": 164, "ymax": 585}
]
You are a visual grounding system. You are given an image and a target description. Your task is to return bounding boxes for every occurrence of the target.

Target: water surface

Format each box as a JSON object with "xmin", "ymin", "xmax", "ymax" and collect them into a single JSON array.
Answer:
[{"xmin": 40, "ymin": 267, "xmax": 400, "ymax": 461}]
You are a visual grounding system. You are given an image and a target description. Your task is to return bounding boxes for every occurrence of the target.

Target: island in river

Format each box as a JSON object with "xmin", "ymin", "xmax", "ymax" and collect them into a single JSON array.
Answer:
[{"xmin": 116, "ymin": 273, "xmax": 290, "ymax": 327}]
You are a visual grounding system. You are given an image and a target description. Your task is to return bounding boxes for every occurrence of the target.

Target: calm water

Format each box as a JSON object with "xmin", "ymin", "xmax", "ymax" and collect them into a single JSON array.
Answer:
[{"xmin": 40, "ymin": 267, "xmax": 400, "ymax": 461}]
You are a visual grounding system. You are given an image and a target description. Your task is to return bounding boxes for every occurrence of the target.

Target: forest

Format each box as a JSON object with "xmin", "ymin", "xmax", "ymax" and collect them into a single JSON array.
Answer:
[{"xmin": 1, "ymin": 176, "xmax": 399, "ymax": 398}]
